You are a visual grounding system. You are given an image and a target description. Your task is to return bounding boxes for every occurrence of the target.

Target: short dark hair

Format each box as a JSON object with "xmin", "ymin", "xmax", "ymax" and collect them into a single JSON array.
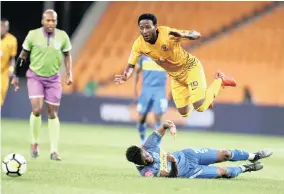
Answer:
[
  {"xmin": 126, "ymin": 145, "xmax": 145, "ymax": 165},
  {"xmin": 138, "ymin": 13, "xmax": 157, "ymax": 25}
]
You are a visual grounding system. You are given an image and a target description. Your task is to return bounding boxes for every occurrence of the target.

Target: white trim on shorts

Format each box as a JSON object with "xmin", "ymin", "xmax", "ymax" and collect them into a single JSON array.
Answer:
[
  {"xmin": 44, "ymin": 100, "xmax": 60, "ymax": 106},
  {"xmin": 29, "ymin": 95, "xmax": 44, "ymax": 99},
  {"xmin": 189, "ymin": 169, "xmax": 203, "ymax": 179}
]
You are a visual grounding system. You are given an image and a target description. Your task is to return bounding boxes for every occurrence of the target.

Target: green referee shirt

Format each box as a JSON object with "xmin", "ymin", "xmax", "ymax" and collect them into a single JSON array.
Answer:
[{"xmin": 22, "ymin": 27, "xmax": 72, "ymax": 77}]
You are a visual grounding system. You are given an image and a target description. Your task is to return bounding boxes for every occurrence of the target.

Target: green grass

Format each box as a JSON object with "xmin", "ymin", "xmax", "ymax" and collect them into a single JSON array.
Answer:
[{"xmin": 1, "ymin": 119, "xmax": 284, "ymax": 194}]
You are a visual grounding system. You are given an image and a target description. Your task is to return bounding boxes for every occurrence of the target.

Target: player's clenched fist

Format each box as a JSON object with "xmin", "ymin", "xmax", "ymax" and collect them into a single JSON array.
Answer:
[
  {"xmin": 65, "ymin": 74, "xmax": 73, "ymax": 85},
  {"xmin": 114, "ymin": 74, "xmax": 127, "ymax": 84}
]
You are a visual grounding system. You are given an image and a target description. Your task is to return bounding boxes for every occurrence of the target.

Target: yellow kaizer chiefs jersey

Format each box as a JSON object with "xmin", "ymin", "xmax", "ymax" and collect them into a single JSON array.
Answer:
[
  {"xmin": 128, "ymin": 26, "xmax": 207, "ymax": 109},
  {"xmin": 128, "ymin": 26, "xmax": 195, "ymax": 80}
]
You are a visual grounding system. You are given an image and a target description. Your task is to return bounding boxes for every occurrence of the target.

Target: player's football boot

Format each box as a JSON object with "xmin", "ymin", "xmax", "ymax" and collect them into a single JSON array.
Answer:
[
  {"xmin": 31, "ymin": 143, "xmax": 39, "ymax": 158},
  {"xmin": 249, "ymin": 149, "xmax": 273, "ymax": 163},
  {"xmin": 215, "ymin": 71, "xmax": 237, "ymax": 87},
  {"xmin": 242, "ymin": 162, "xmax": 264, "ymax": 173},
  {"xmin": 50, "ymin": 152, "xmax": 62, "ymax": 161}
]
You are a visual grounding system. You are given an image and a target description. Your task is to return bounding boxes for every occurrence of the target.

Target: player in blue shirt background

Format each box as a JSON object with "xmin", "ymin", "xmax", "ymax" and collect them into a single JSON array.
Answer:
[
  {"xmin": 126, "ymin": 120, "xmax": 273, "ymax": 178},
  {"xmin": 133, "ymin": 55, "xmax": 169, "ymax": 143}
]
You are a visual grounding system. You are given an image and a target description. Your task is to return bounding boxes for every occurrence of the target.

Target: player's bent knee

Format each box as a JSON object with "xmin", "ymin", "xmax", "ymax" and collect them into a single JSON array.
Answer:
[
  {"xmin": 193, "ymin": 99, "xmax": 206, "ymax": 112},
  {"xmin": 32, "ymin": 107, "xmax": 42, "ymax": 117},
  {"xmin": 217, "ymin": 150, "xmax": 231, "ymax": 162},
  {"xmin": 48, "ymin": 111, "xmax": 58, "ymax": 119},
  {"xmin": 222, "ymin": 150, "xmax": 231, "ymax": 161},
  {"xmin": 180, "ymin": 112, "xmax": 190, "ymax": 118},
  {"xmin": 46, "ymin": 108, "xmax": 58, "ymax": 119},
  {"xmin": 178, "ymin": 106, "xmax": 192, "ymax": 117}
]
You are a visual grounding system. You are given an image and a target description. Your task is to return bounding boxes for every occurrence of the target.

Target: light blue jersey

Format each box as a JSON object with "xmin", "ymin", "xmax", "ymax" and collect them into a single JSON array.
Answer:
[
  {"xmin": 135, "ymin": 132, "xmax": 252, "ymax": 179},
  {"xmin": 137, "ymin": 55, "xmax": 167, "ymax": 88},
  {"xmin": 137, "ymin": 56, "xmax": 168, "ymax": 115},
  {"xmin": 136, "ymin": 132, "xmax": 203, "ymax": 178}
]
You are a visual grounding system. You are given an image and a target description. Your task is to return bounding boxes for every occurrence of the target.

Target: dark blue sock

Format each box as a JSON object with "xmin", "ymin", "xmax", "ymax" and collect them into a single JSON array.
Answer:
[
  {"xmin": 154, "ymin": 122, "xmax": 161, "ymax": 131},
  {"xmin": 137, "ymin": 123, "xmax": 147, "ymax": 142},
  {"xmin": 229, "ymin": 149, "xmax": 249, "ymax": 161},
  {"xmin": 226, "ymin": 167, "xmax": 242, "ymax": 178}
]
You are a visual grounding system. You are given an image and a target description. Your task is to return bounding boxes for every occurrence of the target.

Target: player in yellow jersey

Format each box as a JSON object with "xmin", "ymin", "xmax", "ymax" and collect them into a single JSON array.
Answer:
[
  {"xmin": 114, "ymin": 13, "xmax": 236, "ymax": 117},
  {"xmin": 0, "ymin": 18, "xmax": 18, "ymax": 106}
]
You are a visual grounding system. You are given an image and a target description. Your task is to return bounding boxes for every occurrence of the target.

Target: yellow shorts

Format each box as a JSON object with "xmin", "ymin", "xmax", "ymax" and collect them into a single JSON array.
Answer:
[
  {"xmin": 170, "ymin": 57, "xmax": 207, "ymax": 108},
  {"xmin": 1, "ymin": 76, "xmax": 9, "ymax": 106}
]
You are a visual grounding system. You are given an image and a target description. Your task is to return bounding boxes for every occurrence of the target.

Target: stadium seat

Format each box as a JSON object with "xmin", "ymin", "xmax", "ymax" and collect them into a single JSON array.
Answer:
[
  {"xmin": 190, "ymin": 6, "xmax": 284, "ymax": 105},
  {"xmin": 64, "ymin": 2, "xmax": 284, "ymax": 106}
]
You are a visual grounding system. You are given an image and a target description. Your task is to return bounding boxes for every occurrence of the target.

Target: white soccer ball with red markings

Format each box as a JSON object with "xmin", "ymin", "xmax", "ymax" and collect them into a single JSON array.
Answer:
[{"xmin": 2, "ymin": 153, "xmax": 27, "ymax": 177}]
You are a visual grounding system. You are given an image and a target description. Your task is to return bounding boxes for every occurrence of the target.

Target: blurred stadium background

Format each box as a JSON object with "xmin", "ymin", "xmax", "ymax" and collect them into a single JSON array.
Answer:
[
  {"xmin": 1, "ymin": 1, "xmax": 284, "ymax": 194},
  {"xmin": 2, "ymin": 1, "xmax": 284, "ymax": 134}
]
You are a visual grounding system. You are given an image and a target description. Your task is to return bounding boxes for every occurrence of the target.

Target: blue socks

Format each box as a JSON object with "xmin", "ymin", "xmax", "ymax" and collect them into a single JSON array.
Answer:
[
  {"xmin": 229, "ymin": 149, "xmax": 249, "ymax": 161},
  {"xmin": 226, "ymin": 167, "xmax": 243, "ymax": 178}
]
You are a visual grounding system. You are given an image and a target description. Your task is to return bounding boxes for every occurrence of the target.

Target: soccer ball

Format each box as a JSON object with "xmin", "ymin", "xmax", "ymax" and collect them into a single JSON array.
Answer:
[{"xmin": 2, "ymin": 153, "xmax": 27, "ymax": 177}]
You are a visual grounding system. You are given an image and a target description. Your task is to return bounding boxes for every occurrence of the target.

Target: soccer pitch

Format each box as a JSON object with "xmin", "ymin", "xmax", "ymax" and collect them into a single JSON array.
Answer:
[{"xmin": 1, "ymin": 119, "xmax": 284, "ymax": 194}]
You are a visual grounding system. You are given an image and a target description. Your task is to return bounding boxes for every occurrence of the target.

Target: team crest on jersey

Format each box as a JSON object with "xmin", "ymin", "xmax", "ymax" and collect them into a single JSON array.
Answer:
[
  {"xmin": 161, "ymin": 45, "xmax": 169, "ymax": 51},
  {"xmin": 53, "ymin": 40, "xmax": 62, "ymax": 50}
]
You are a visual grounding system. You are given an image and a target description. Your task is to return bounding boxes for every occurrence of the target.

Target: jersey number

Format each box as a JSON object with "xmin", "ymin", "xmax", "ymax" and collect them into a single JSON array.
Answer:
[{"xmin": 189, "ymin": 81, "xmax": 198, "ymax": 90}]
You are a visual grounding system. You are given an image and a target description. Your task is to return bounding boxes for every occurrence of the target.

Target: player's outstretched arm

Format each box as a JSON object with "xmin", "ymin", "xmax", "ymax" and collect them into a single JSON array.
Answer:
[
  {"xmin": 114, "ymin": 64, "xmax": 135, "ymax": 84},
  {"xmin": 156, "ymin": 120, "xmax": 177, "ymax": 138},
  {"xmin": 169, "ymin": 30, "xmax": 201, "ymax": 41}
]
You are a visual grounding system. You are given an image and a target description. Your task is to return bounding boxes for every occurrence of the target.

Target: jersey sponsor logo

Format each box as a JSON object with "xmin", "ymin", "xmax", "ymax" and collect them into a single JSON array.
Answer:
[
  {"xmin": 53, "ymin": 40, "xmax": 62, "ymax": 50},
  {"xmin": 192, "ymin": 148, "xmax": 209, "ymax": 154}
]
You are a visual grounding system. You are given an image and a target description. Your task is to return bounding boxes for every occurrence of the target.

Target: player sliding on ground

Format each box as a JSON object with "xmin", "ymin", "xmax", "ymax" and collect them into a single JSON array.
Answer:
[
  {"xmin": 126, "ymin": 120, "xmax": 273, "ymax": 178},
  {"xmin": 114, "ymin": 13, "xmax": 236, "ymax": 118}
]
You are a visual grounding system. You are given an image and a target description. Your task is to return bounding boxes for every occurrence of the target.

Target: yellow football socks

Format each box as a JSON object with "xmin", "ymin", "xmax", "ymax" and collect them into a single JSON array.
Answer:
[
  {"xmin": 48, "ymin": 117, "xmax": 60, "ymax": 153},
  {"xmin": 30, "ymin": 112, "xmax": 41, "ymax": 144},
  {"xmin": 196, "ymin": 78, "xmax": 222, "ymax": 112}
]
